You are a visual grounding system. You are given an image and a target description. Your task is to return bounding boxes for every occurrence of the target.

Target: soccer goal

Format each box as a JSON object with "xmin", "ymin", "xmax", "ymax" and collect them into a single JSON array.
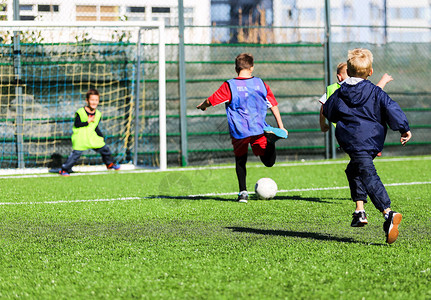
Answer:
[{"xmin": 0, "ymin": 21, "xmax": 166, "ymax": 171}]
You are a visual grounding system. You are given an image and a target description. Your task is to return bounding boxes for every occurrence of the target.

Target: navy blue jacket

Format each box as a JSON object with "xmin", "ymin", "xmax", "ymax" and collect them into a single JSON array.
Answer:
[{"xmin": 323, "ymin": 79, "xmax": 410, "ymax": 155}]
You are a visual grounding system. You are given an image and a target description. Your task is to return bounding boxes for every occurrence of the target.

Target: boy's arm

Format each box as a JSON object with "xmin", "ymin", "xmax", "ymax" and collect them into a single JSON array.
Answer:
[
  {"xmin": 379, "ymin": 90, "xmax": 411, "ymax": 135},
  {"xmin": 319, "ymin": 106, "xmax": 330, "ymax": 132},
  {"xmin": 197, "ymin": 82, "xmax": 231, "ymax": 111},
  {"xmin": 269, "ymin": 105, "xmax": 288, "ymax": 135},
  {"xmin": 196, "ymin": 99, "xmax": 212, "ymax": 111},
  {"xmin": 95, "ymin": 123, "xmax": 104, "ymax": 137},
  {"xmin": 376, "ymin": 73, "xmax": 393, "ymax": 89},
  {"xmin": 74, "ymin": 113, "xmax": 88, "ymax": 128}
]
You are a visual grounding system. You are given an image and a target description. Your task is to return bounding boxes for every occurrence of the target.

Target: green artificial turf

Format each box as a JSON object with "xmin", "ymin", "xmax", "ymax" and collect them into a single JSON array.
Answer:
[{"xmin": 0, "ymin": 156, "xmax": 430, "ymax": 299}]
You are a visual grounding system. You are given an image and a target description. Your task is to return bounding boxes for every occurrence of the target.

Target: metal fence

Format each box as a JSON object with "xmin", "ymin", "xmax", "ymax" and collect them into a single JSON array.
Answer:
[{"xmin": 1, "ymin": 0, "xmax": 430, "ymax": 169}]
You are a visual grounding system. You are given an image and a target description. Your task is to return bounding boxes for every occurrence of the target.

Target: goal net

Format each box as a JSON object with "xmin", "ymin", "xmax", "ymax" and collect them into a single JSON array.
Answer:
[{"xmin": 0, "ymin": 21, "xmax": 166, "ymax": 171}]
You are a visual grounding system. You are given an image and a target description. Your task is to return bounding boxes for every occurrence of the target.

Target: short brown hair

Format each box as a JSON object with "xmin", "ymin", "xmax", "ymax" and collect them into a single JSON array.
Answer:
[
  {"xmin": 347, "ymin": 48, "xmax": 373, "ymax": 79},
  {"xmin": 336, "ymin": 62, "xmax": 347, "ymax": 75},
  {"xmin": 235, "ymin": 53, "xmax": 254, "ymax": 74},
  {"xmin": 86, "ymin": 88, "xmax": 99, "ymax": 100}
]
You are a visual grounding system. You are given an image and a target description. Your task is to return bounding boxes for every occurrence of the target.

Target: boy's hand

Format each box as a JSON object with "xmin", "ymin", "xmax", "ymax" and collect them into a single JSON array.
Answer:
[
  {"xmin": 400, "ymin": 131, "xmax": 412, "ymax": 146},
  {"xmin": 376, "ymin": 73, "xmax": 393, "ymax": 89},
  {"xmin": 197, "ymin": 99, "xmax": 211, "ymax": 111},
  {"xmin": 88, "ymin": 115, "xmax": 95, "ymax": 123},
  {"xmin": 320, "ymin": 123, "xmax": 330, "ymax": 132}
]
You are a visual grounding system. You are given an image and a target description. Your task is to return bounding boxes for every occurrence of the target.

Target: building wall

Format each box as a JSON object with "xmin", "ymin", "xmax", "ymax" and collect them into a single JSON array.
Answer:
[{"xmin": 1, "ymin": 0, "xmax": 211, "ymax": 43}]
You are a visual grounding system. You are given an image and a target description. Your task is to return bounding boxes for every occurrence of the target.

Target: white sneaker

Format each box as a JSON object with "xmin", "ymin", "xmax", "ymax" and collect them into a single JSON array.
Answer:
[{"xmin": 237, "ymin": 191, "xmax": 248, "ymax": 203}]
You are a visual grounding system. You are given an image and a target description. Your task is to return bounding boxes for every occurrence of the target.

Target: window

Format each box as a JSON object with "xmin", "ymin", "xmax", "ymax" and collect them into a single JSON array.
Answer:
[
  {"xmin": 128, "ymin": 7, "xmax": 145, "ymax": 13},
  {"xmin": 401, "ymin": 8, "xmax": 414, "ymax": 19},
  {"xmin": 100, "ymin": 6, "xmax": 119, "ymax": 21},
  {"xmin": 389, "ymin": 7, "xmax": 424, "ymax": 20},
  {"xmin": 76, "ymin": 5, "xmax": 97, "ymax": 21},
  {"xmin": 151, "ymin": 7, "xmax": 172, "ymax": 26},
  {"xmin": 343, "ymin": 4, "xmax": 353, "ymax": 19},
  {"xmin": 20, "ymin": 5, "xmax": 33, "ymax": 11},
  {"xmin": 126, "ymin": 6, "xmax": 146, "ymax": 21},
  {"xmin": 76, "ymin": 5, "xmax": 120, "ymax": 22},
  {"xmin": 38, "ymin": 5, "xmax": 59, "ymax": 13},
  {"xmin": 212, "ymin": 4, "xmax": 230, "ymax": 22},
  {"xmin": 38, "ymin": 5, "xmax": 50, "ymax": 12},
  {"xmin": 20, "ymin": 15, "xmax": 35, "ymax": 20},
  {"xmin": 299, "ymin": 8, "xmax": 316, "ymax": 20},
  {"xmin": 152, "ymin": 7, "xmax": 170, "ymax": 13},
  {"xmin": 370, "ymin": 4, "xmax": 380, "ymax": 20}
]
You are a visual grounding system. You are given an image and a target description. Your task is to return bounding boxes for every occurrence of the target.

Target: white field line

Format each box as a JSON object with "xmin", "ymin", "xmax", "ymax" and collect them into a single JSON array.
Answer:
[
  {"xmin": 1, "ymin": 181, "xmax": 430, "ymax": 206},
  {"xmin": 0, "ymin": 197, "xmax": 141, "ymax": 206},
  {"xmin": 1, "ymin": 156, "xmax": 431, "ymax": 180}
]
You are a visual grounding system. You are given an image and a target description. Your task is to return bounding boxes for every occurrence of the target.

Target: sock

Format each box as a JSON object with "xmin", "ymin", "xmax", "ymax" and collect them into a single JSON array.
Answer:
[{"xmin": 355, "ymin": 210, "xmax": 365, "ymax": 214}]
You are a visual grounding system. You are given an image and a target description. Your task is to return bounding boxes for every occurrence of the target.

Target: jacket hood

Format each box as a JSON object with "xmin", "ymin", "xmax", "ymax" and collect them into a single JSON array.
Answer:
[{"xmin": 338, "ymin": 79, "xmax": 376, "ymax": 107}]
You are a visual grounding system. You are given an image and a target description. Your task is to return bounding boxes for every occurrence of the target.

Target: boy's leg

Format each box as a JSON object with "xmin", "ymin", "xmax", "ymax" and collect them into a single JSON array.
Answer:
[
  {"xmin": 249, "ymin": 134, "xmax": 275, "ymax": 167},
  {"xmin": 95, "ymin": 145, "xmax": 120, "ymax": 170},
  {"xmin": 345, "ymin": 158, "xmax": 369, "ymax": 227},
  {"xmin": 235, "ymin": 154, "xmax": 248, "ymax": 192},
  {"xmin": 351, "ymin": 152, "xmax": 391, "ymax": 212},
  {"xmin": 95, "ymin": 145, "xmax": 114, "ymax": 165},
  {"xmin": 61, "ymin": 150, "xmax": 83, "ymax": 173},
  {"xmin": 260, "ymin": 139, "xmax": 276, "ymax": 167},
  {"xmin": 232, "ymin": 137, "xmax": 249, "ymax": 203}
]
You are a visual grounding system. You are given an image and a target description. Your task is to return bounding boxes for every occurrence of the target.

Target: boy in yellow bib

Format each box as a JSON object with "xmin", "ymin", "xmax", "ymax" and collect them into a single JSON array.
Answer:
[{"xmin": 59, "ymin": 89, "xmax": 120, "ymax": 176}]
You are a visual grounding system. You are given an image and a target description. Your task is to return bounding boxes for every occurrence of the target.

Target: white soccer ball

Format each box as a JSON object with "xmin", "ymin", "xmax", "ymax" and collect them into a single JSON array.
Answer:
[{"xmin": 255, "ymin": 177, "xmax": 278, "ymax": 200}]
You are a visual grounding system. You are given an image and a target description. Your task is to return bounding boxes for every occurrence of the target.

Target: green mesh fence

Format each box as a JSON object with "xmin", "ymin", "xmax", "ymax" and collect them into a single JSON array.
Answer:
[{"xmin": 1, "ymin": 26, "xmax": 431, "ymax": 169}]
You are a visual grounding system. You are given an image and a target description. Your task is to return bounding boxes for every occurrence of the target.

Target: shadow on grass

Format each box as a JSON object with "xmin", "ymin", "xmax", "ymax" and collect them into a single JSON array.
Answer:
[
  {"xmin": 146, "ymin": 195, "xmax": 236, "ymax": 202},
  {"xmin": 227, "ymin": 226, "xmax": 373, "ymax": 244},
  {"xmin": 146, "ymin": 194, "xmax": 337, "ymax": 203},
  {"xmin": 270, "ymin": 195, "xmax": 337, "ymax": 203}
]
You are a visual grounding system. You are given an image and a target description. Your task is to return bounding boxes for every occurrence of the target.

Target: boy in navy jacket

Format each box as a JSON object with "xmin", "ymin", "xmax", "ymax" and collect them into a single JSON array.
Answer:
[{"xmin": 323, "ymin": 48, "xmax": 412, "ymax": 244}]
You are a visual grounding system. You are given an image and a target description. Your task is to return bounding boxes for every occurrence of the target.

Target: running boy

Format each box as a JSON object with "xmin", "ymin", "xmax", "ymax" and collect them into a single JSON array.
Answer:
[
  {"xmin": 197, "ymin": 53, "xmax": 288, "ymax": 203},
  {"xmin": 323, "ymin": 48, "xmax": 411, "ymax": 244},
  {"xmin": 59, "ymin": 89, "xmax": 120, "ymax": 176},
  {"xmin": 319, "ymin": 62, "xmax": 393, "ymax": 132},
  {"xmin": 319, "ymin": 62, "xmax": 349, "ymax": 132}
]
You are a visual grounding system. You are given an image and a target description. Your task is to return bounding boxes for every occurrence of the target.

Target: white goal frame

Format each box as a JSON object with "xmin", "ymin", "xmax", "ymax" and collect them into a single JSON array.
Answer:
[{"xmin": 1, "ymin": 21, "xmax": 167, "ymax": 171}]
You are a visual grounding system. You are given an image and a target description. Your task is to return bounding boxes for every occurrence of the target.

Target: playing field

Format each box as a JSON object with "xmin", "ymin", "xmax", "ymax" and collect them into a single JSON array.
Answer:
[{"xmin": 1, "ymin": 156, "xmax": 430, "ymax": 299}]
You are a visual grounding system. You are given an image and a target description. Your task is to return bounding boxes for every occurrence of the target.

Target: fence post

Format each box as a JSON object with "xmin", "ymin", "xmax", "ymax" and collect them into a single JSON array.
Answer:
[
  {"xmin": 324, "ymin": 0, "xmax": 336, "ymax": 159},
  {"xmin": 13, "ymin": 0, "xmax": 25, "ymax": 168},
  {"xmin": 133, "ymin": 29, "xmax": 142, "ymax": 166},
  {"xmin": 178, "ymin": 0, "xmax": 188, "ymax": 166}
]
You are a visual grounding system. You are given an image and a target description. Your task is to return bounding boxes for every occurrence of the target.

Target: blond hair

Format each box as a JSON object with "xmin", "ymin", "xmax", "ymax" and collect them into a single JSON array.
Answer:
[{"xmin": 347, "ymin": 48, "xmax": 373, "ymax": 79}]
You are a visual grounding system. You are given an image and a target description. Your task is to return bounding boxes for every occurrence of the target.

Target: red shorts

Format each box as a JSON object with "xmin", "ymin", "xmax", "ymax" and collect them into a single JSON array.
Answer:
[{"xmin": 232, "ymin": 134, "xmax": 267, "ymax": 157}]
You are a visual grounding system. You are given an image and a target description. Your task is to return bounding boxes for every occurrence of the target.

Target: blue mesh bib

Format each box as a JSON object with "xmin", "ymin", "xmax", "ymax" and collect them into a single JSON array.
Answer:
[{"xmin": 226, "ymin": 77, "xmax": 270, "ymax": 139}]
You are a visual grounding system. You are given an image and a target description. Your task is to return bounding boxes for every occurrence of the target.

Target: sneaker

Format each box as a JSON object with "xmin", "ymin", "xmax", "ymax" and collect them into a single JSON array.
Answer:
[
  {"xmin": 383, "ymin": 211, "xmax": 402, "ymax": 244},
  {"xmin": 59, "ymin": 170, "xmax": 70, "ymax": 176},
  {"xmin": 107, "ymin": 163, "xmax": 121, "ymax": 170},
  {"xmin": 237, "ymin": 191, "xmax": 248, "ymax": 203},
  {"xmin": 263, "ymin": 126, "xmax": 288, "ymax": 143},
  {"xmin": 351, "ymin": 211, "xmax": 368, "ymax": 227}
]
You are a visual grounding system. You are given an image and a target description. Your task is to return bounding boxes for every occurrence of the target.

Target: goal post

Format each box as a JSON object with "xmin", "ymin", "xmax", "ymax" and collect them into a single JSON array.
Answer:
[{"xmin": 0, "ymin": 21, "xmax": 167, "ymax": 171}]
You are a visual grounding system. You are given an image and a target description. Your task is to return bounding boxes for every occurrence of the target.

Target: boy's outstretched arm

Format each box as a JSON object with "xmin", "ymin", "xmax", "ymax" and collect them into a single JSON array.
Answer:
[
  {"xmin": 319, "ymin": 106, "xmax": 330, "ymax": 132},
  {"xmin": 401, "ymin": 131, "xmax": 412, "ymax": 146},
  {"xmin": 269, "ymin": 105, "xmax": 288, "ymax": 135},
  {"xmin": 197, "ymin": 99, "xmax": 212, "ymax": 111},
  {"xmin": 376, "ymin": 73, "xmax": 393, "ymax": 89}
]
